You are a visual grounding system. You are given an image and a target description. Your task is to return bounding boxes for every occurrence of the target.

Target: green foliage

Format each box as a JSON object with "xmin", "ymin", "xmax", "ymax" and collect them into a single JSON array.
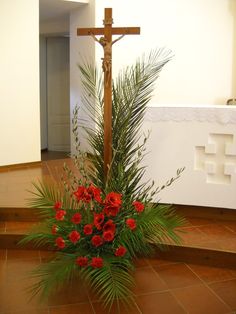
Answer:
[{"xmin": 21, "ymin": 49, "xmax": 186, "ymax": 311}]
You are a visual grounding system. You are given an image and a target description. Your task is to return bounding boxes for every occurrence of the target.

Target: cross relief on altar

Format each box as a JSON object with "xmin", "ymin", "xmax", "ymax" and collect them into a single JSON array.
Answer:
[{"xmin": 195, "ymin": 133, "xmax": 236, "ymax": 184}]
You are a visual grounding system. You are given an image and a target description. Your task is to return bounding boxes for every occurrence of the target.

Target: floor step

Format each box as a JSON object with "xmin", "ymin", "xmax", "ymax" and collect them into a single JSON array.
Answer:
[
  {"xmin": 0, "ymin": 207, "xmax": 40, "ymax": 221},
  {"xmin": 0, "ymin": 214, "xmax": 236, "ymax": 268},
  {"xmin": 0, "ymin": 221, "xmax": 39, "ymax": 250}
]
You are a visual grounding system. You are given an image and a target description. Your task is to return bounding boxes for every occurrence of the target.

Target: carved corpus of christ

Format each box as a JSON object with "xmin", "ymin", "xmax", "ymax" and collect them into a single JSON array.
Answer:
[{"xmin": 89, "ymin": 33, "xmax": 125, "ymax": 86}]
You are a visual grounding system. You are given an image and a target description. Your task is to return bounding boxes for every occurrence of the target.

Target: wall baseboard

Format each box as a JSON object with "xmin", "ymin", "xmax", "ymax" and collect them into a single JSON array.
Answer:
[{"xmin": 0, "ymin": 161, "xmax": 41, "ymax": 171}]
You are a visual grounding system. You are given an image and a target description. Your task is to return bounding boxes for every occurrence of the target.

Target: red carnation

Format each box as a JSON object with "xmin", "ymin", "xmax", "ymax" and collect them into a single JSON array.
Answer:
[
  {"xmin": 115, "ymin": 246, "xmax": 127, "ymax": 257},
  {"xmin": 76, "ymin": 256, "xmax": 88, "ymax": 267},
  {"xmin": 69, "ymin": 230, "xmax": 81, "ymax": 244},
  {"xmin": 84, "ymin": 224, "xmax": 93, "ymax": 235},
  {"xmin": 103, "ymin": 219, "xmax": 116, "ymax": 233},
  {"xmin": 54, "ymin": 201, "xmax": 62, "ymax": 210},
  {"xmin": 87, "ymin": 185, "xmax": 102, "ymax": 203},
  {"xmin": 104, "ymin": 205, "xmax": 119, "ymax": 217},
  {"xmin": 52, "ymin": 224, "xmax": 58, "ymax": 234},
  {"xmin": 71, "ymin": 213, "xmax": 82, "ymax": 224},
  {"xmin": 105, "ymin": 192, "xmax": 122, "ymax": 208},
  {"xmin": 55, "ymin": 237, "xmax": 65, "ymax": 249},
  {"xmin": 103, "ymin": 230, "xmax": 115, "ymax": 242},
  {"xmin": 126, "ymin": 218, "xmax": 136, "ymax": 230},
  {"xmin": 94, "ymin": 213, "xmax": 104, "ymax": 230},
  {"xmin": 74, "ymin": 186, "xmax": 91, "ymax": 203},
  {"xmin": 133, "ymin": 201, "xmax": 144, "ymax": 213},
  {"xmin": 55, "ymin": 210, "xmax": 66, "ymax": 221},
  {"xmin": 91, "ymin": 235, "xmax": 103, "ymax": 247},
  {"xmin": 91, "ymin": 257, "xmax": 103, "ymax": 268}
]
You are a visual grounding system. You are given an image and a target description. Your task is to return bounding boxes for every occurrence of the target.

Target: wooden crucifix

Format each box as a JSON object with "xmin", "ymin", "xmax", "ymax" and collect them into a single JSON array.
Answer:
[{"xmin": 77, "ymin": 8, "xmax": 140, "ymax": 180}]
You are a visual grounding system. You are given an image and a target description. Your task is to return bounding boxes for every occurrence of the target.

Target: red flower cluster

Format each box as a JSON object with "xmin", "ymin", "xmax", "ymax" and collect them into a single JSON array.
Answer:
[
  {"xmin": 94, "ymin": 213, "xmax": 104, "ymax": 230},
  {"xmin": 52, "ymin": 225, "xmax": 58, "ymax": 234},
  {"xmin": 52, "ymin": 186, "xmax": 145, "ymax": 268},
  {"xmin": 69, "ymin": 230, "xmax": 80, "ymax": 244},
  {"xmin": 76, "ymin": 256, "xmax": 103, "ymax": 268},
  {"xmin": 133, "ymin": 201, "xmax": 145, "ymax": 213},
  {"xmin": 115, "ymin": 246, "xmax": 127, "ymax": 257},
  {"xmin": 74, "ymin": 185, "xmax": 102, "ymax": 203},
  {"xmin": 71, "ymin": 213, "xmax": 82, "ymax": 224},
  {"xmin": 55, "ymin": 237, "xmax": 65, "ymax": 249},
  {"xmin": 83, "ymin": 224, "xmax": 93, "ymax": 235},
  {"xmin": 76, "ymin": 256, "xmax": 88, "ymax": 267},
  {"xmin": 91, "ymin": 257, "xmax": 103, "ymax": 268},
  {"xmin": 54, "ymin": 201, "xmax": 62, "ymax": 210},
  {"xmin": 126, "ymin": 218, "xmax": 136, "ymax": 230},
  {"xmin": 55, "ymin": 210, "xmax": 66, "ymax": 221},
  {"xmin": 91, "ymin": 235, "xmax": 103, "ymax": 247},
  {"xmin": 104, "ymin": 192, "xmax": 122, "ymax": 217}
]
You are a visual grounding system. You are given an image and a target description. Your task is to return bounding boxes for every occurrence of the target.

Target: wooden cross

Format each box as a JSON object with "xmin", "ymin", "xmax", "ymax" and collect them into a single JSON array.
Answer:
[{"xmin": 77, "ymin": 8, "xmax": 140, "ymax": 180}]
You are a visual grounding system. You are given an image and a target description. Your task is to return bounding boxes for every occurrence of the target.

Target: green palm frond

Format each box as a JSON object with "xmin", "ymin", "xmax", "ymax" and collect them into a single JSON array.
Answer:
[
  {"xmin": 77, "ymin": 49, "xmax": 173, "ymax": 196},
  {"xmin": 81, "ymin": 258, "xmax": 135, "ymax": 310},
  {"xmin": 26, "ymin": 253, "xmax": 77, "ymax": 300},
  {"xmin": 27, "ymin": 181, "xmax": 78, "ymax": 217},
  {"xmin": 138, "ymin": 204, "xmax": 187, "ymax": 246},
  {"xmin": 19, "ymin": 221, "xmax": 54, "ymax": 248}
]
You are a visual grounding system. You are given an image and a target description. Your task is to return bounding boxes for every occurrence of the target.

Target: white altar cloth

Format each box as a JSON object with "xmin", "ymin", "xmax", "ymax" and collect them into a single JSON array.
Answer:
[{"xmin": 142, "ymin": 105, "xmax": 236, "ymax": 209}]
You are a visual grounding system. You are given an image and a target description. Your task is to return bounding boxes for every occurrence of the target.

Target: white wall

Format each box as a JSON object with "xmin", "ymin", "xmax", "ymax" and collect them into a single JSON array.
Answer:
[
  {"xmin": 96, "ymin": 0, "xmax": 236, "ymax": 106},
  {"xmin": 70, "ymin": 1, "xmax": 95, "ymax": 153},
  {"xmin": 0, "ymin": 0, "xmax": 40, "ymax": 166},
  {"xmin": 40, "ymin": 16, "xmax": 69, "ymax": 35}
]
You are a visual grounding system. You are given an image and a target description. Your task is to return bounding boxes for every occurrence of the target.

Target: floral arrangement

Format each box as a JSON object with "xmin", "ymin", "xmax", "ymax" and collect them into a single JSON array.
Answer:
[
  {"xmin": 53, "ymin": 186, "xmax": 145, "ymax": 266},
  {"xmin": 21, "ymin": 49, "xmax": 185, "ymax": 310}
]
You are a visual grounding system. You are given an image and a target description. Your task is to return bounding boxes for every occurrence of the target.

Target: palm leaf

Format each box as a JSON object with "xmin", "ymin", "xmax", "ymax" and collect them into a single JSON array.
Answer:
[{"xmin": 81, "ymin": 258, "xmax": 135, "ymax": 310}]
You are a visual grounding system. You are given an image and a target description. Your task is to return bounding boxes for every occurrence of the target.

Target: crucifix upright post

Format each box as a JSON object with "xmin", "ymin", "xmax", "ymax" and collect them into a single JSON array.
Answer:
[{"xmin": 77, "ymin": 8, "xmax": 140, "ymax": 180}]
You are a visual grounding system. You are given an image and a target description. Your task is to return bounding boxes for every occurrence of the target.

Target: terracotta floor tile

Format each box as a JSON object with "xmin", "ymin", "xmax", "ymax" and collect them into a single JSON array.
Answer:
[
  {"xmin": 0, "ymin": 249, "xmax": 6, "ymax": 260},
  {"xmin": 177, "ymin": 227, "xmax": 208, "ymax": 246},
  {"xmin": 224, "ymin": 221, "xmax": 236, "ymax": 233},
  {"xmin": 7, "ymin": 249, "xmax": 40, "ymax": 260},
  {"xmin": 5, "ymin": 258, "xmax": 40, "ymax": 287},
  {"xmin": 5, "ymin": 221, "xmax": 37, "ymax": 234},
  {"xmin": 0, "ymin": 222, "xmax": 6, "ymax": 233},
  {"xmin": 48, "ymin": 280, "xmax": 89, "ymax": 306},
  {"xmin": 172, "ymin": 284, "xmax": 231, "ymax": 314},
  {"xmin": 133, "ymin": 266, "xmax": 168, "ymax": 294},
  {"xmin": 39, "ymin": 251, "xmax": 56, "ymax": 262},
  {"xmin": 193, "ymin": 241, "xmax": 223, "ymax": 250},
  {"xmin": 153, "ymin": 263, "xmax": 202, "ymax": 289},
  {"xmin": 147, "ymin": 256, "xmax": 179, "ymax": 267},
  {"xmin": 198, "ymin": 224, "xmax": 236, "ymax": 241},
  {"xmin": 136, "ymin": 291, "xmax": 186, "ymax": 314},
  {"xmin": 187, "ymin": 217, "xmax": 216, "ymax": 227},
  {"xmin": 133, "ymin": 257, "xmax": 149, "ymax": 268},
  {"xmin": 92, "ymin": 299, "xmax": 141, "ymax": 314},
  {"xmin": 209, "ymin": 279, "xmax": 236, "ymax": 311},
  {"xmin": 0, "ymin": 260, "xmax": 7, "ymax": 282},
  {"xmin": 187, "ymin": 264, "xmax": 236, "ymax": 284},
  {"xmin": 217, "ymin": 239, "xmax": 236, "ymax": 253},
  {"xmin": 0, "ymin": 281, "xmax": 47, "ymax": 313},
  {"xmin": 10, "ymin": 309, "xmax": 49, "ymax": 314},
  {"xmin": 49, "ymin": 302, "xmax": 93, "ymax": 314}
]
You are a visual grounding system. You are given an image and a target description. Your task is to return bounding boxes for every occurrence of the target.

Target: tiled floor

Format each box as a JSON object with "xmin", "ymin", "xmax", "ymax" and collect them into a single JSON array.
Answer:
[
  {"xmin": 0, "ymin": 157, "xmax": 77, "ymax": 207},
  {"xmin": 1, "ymin": 156, "xmax": 236, "ymax": 313},
  {"xmin": 0, "ymin": 249, "xmax": 235, "ymax": 314}
]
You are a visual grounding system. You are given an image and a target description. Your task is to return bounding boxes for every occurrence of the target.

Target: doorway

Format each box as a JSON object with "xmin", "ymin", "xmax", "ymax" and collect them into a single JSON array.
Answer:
[{"xmin": 40, "ymin": 36, "xmax": 70, "ymax": 154}]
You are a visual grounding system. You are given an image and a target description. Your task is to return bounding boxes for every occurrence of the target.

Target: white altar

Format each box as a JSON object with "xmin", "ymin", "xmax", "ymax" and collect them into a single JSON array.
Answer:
[{"xmin": 143, "ymin": 105, "xmax": 236, "ymax": 209}]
